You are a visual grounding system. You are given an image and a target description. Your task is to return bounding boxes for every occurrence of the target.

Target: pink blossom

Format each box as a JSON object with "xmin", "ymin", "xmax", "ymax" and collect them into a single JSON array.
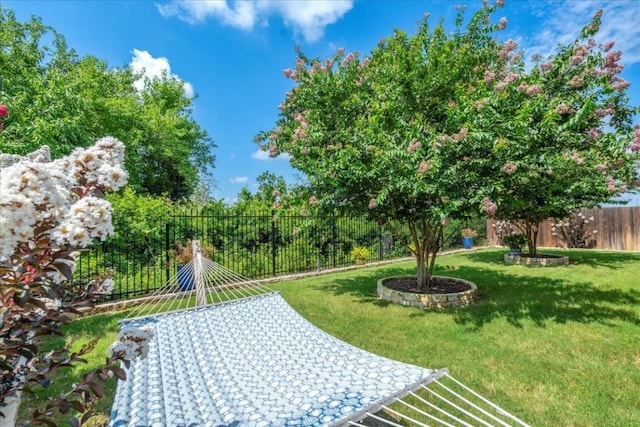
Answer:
[
  {"xmin": 272, "ymin": 190, "xmax": 280, "ymax": 197},
  {"xmin": 368, "ymin": 198, "xmax": 378, "ymax": 209},
  {"xmin": 540, "ymin": 62, "xmax": 553, "ymax": 72},
  {"xmin": 494, "ymin": 81, "xmax": 507, "ymax": 92},
  {"xmin": 0, "ymin": 105, "xmax": 7, "ymax": 117},
  {"xmin": 337, "ymin": 47, "xmax": 345, "ymax": 56},
  {"xmin": 586, "ymin": 128, "xmax": 599, "ymax": 139},
  {"xmin": 277, "ymin": 102, "xmax": 285, "ymax": 111},
  {"xmin": 606, "ymin": 176, "xmax": 616, "ymax": 193},
  {"xmin": 282, "ymin": 68, "xmax": 296, "ymax": 79},
  {"xmin": 498, "ymin": 17, "xmax": 507, "ymax": 30},
  {"xmin": 300, "ymin": 147, "xmax": 309, "ymax": 155},
  {"xmin": 595, "ymin": 164, "xmax": 608, "ymax": 173},
  {"xmin": 498, "ymin": 48, "xmax": 510, "ymax": 61},
  {"xmin": 504, "ymin": 39, "xmax": 517, "ymax": 52},
  {"xmin": 309, "ymin": 196, "xmax": 319, "ymax": 205},
  {"xmin": 453, "ymin": 127, "xmax": 468, "ymax": 141},
  {"xmin": 594, "ymin": 105, "xmax": 614, "ymax": 118},
  {"xmin": 603, "ymin": 41, "xmax": 615, "ymax": 52},
  {"xmin": 611, "ymin": 78, "xmax": 630, "ymax": 90},
  {"xmin": 407, "ymin": 138, "xmax": 422, "ymax": 153},
  {"xmin": 496, "ymin": 0, "xmax": 505, "ymax": 6},
  {"xmin": 555, "ymin": 103, "xmax": 571, "ymax": 115},
  {"xmin": 273, "ymin": 201, "xmax": 281, "ymax": 209},
  {"xmin": 475, "ymin": 100, "xmax": 485, "ymax": 112},
  {"xmin": 366, "ymin": 145, "xmax": 375, "ymax": 151},
  {"xmin": 417, "ymin": 160, "xmax": 433, "ymax": 174},
  {"xmin": 526, "ymin": 84, "xmax": 541, "ymax": 95},
  {"xmin": 605, "ymin": 51, "xmax": 622, "ymax": 70},
  {"xmin": 569, "ymin": 55, "xmax": 584, "ymax": 66},
  {"xmin": 299, "ymin": 210, "xmax": 310, "ymax": 217},
  {"xmin": 517, "ymin": 83, "xmax": 529, "ymax": 92},
  {"xmin": 500, "ymin": 161, "xmax": 517, "ymax": 174},
  {"xmin": 485, "ymin": 71, "xmax": 497, "ymax": 84},
  {"xmin": 269, "ymin": 144, "xmax": 278, "ymax": 158},
  {"xmin": 482, "ymin": 197, "xmax": 497, "ymax": 216},
  {"xmin": 630, "ymin": 141, "xmax": 640, "ymax": 152},
  {"xmin": 505, "ymin": 72, "xmax": 520, "ymax": 83},
  {"xmin": 570, "ymin": 152, "xmax": 585, "ymax": 165},
  {"xmin": 567, "ymin": 76, "xmax": 584, "ymax": 88}
]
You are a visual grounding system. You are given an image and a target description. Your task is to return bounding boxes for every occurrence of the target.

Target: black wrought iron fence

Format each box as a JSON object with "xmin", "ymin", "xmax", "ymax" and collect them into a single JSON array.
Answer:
[{"xmin": 75, "ymin": 212, "xmax": 417, "ymax": 301}]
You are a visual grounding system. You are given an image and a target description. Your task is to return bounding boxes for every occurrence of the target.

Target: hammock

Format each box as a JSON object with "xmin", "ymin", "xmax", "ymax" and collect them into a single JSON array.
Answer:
[{"xmin": 109, "ymin": 243, "xmax": 530, "ymax": 427}]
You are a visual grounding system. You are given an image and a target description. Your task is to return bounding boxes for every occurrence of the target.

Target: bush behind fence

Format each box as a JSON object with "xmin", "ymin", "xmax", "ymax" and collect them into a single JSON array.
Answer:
[{"xmin": 76, "ymin": 212, "xmax": 484, "ymax": 301}]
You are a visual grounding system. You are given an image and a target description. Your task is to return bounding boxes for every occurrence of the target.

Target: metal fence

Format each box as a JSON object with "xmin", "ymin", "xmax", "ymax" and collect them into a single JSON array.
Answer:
[{"xmin": 75, "ymin": 212, "xmax": 419, "ymax": 301}]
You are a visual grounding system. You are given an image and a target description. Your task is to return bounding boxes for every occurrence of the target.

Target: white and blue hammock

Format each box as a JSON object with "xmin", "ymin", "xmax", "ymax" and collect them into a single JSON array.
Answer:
[{"xmin": 109, "ymin": 245, "xmax": 529, "ymax": 427}]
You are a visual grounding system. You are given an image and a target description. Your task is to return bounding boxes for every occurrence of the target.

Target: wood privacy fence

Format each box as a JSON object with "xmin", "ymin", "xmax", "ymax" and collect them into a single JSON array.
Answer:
[{"xmin": 487, "ymin": 206, "xmax": 640, "ymax": 251}]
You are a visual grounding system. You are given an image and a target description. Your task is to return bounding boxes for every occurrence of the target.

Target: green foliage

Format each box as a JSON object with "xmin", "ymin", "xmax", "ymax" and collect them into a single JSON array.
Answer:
[
  {"xmin": 348, "ymin": 246, "xmax": 370, "ymax": 262},
  {"xmin": 503, "ymin": 233, "xmax": 527, "ymax": 251},
  {"xmin": 257, "ymin": 4, "xmax": 507, "ymax": 288},
  {"xmin": 467, "ymin": 10, "xmax": 639, "ymax": 256},
  {"xmin": 0, "ymin": 8, "xmax": 215, "ymax": 200}
]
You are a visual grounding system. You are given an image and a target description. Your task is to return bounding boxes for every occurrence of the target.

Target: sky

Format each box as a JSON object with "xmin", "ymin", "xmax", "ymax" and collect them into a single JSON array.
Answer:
[{"xmin": 4, "ymin": 0, "xmax": 640, "ymax": 205}]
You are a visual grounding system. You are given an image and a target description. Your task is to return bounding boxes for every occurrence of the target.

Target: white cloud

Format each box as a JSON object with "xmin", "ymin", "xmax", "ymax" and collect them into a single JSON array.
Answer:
[
  {"xmin": 230, "ymin": 176, "xmax": 249, "ymax": 184},
  {"xmin": 524, "ymin": 1, "xmax": 640, "ymax": 66},
  {"xmin": 130, "ymin": 48, "xmax": 195, "ymax": 98},
  {"xmin": 156, "ymin": 0, "xmax": 354, "ymax": 42},
  {"xmin": 251, "ymin": 149, "xmax": 291, "ymax": 161},
  {"xmin": 271, "ymin": 1, "xmax": 353, "ymax": 42}
]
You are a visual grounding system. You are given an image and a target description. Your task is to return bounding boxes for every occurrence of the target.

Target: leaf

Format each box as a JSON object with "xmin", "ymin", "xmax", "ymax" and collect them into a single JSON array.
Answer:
[
  {"xmin": 111, "ymin": 367, "xmax": 126, "ymax": 380},
  {"xmin": 88, "ymin": 381, "xmax": 104, "ymax": 398}
]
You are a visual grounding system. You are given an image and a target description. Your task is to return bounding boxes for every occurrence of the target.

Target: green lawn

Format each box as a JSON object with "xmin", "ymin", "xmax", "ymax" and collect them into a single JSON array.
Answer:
[{"xmin": 19, "ymin": 248, "xmax": 640, "ymax": 426}]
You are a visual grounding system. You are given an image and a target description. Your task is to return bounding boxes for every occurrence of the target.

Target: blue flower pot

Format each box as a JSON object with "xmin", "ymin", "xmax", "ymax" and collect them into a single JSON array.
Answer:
[
  {"xmin": 462, "ymin": 237, "xmax": 473, "ymax": 249},
  {"xmin": 177, "ymin": 265, "xmax": 194, "ymax": 291}
]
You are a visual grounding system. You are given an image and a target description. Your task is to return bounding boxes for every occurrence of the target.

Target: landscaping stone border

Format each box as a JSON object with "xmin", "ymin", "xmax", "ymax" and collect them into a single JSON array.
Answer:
[
  {"xmin": 504, "ymin": 254, "xmax": 569, "ymax": 266},
  {"xmin": 377, "ymin": 276, "xmax": 478, "ymax": 309}
]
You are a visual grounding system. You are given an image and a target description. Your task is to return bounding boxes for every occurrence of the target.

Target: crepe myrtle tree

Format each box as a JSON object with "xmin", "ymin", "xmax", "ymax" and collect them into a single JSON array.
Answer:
[
  {"xmin": 0, "ymin": 133, "xmax": 153, "ymax": 425},
  {"xmin": 256, "ymin": 3, "xmax": 510, "ymax": 290},
  {"xmin": 469, "ymin": 9, "xmax": 640, "ymax": 256}
]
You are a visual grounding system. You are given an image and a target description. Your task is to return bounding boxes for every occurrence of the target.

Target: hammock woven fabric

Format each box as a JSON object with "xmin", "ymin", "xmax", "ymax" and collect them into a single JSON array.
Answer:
[{"xmin": 109, "ymin": 292, "xmax": 435, "ymax": 427}]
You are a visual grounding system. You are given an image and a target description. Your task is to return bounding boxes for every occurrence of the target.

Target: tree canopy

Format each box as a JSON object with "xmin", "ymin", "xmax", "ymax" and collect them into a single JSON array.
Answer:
[
  {"xmin": 258, "ymin": 2, "xmax": 639, "ymax": 287},
  {"xmin": 0, "ymin": 8, "xmax": 215, "ymax": 200}
]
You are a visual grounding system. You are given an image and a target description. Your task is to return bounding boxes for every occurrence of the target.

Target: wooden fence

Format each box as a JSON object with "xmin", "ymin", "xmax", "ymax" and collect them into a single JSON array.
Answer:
[{"xmin": 487, "ymin": 206, "xmax": 640, "ymax": 251}]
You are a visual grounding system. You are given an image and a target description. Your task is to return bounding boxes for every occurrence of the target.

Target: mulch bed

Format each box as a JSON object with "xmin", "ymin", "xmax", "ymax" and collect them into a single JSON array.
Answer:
[{"xmin": 383, "ymin": 276, "xmax": 471, "ymax": 294}]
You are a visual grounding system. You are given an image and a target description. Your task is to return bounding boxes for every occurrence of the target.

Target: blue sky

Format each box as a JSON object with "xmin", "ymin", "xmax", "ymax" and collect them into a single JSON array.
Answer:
[{"xmin": 5, "ymin": 0, "xmax": 640, "ymax": 204}]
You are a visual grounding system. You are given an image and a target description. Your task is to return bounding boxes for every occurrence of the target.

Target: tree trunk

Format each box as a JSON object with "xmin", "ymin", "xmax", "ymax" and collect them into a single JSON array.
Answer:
[
  {"xmin": 410, "ymin": 219, "xmax": 442, "ymax": 291},
  {"xmin": 523, "ymin": 220, "xmax": 539, "ymax": 257}
]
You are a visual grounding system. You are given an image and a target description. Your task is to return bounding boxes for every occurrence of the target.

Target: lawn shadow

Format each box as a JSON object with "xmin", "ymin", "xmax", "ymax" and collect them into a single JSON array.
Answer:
[
  {"xmin": 463, "ymin": 248, "xmax": 640, "ymax": 270},
  {"xmin": 310, "ymin": 265, "xmax": 412, "ymax": 307},
  {"xmin": 420, "ymin": 265, "xmax": 640, "ymax": 329},
  {"xmin": 315, "ymin": 262, "xmax": 640, "ymax": 330}
]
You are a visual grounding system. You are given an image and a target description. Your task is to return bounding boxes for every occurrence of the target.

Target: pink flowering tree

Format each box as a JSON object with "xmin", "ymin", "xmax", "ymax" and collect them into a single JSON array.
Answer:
[
  {"xmin": 0, "ymin": 134, "xmax": 152, "ymax": 424},
  {"xmin": 470, "ymin": 9, "xmax": 639, "ymax": 256},
  {"xmin": 256, "ymin": 4, "xmax": 509, "ymax": 290}
]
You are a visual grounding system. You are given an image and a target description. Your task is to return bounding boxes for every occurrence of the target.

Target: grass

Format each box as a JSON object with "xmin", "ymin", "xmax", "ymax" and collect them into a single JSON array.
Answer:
[{"xmin": 18, "ymin": 248, "xmax": 640, "ymax": 426}]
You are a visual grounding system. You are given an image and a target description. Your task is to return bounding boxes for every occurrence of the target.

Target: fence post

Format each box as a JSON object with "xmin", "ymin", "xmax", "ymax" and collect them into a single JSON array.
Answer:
[
  {"xmin": 165, "ymin": 222, "xmax": 170, "ymax": 283},
  {"xmin": 271, "ymin": 210, "xmax": 277, "ymax": 276},
  {"xmin": 332, "ymin": 219, "xmax": 337, "ymax": 268},
  {"xmin": 378, "ymin": 224, "xmax": 384, "ymax": 261}
]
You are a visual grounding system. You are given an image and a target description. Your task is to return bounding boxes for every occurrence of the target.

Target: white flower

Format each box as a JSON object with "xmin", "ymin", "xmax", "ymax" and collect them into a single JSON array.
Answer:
[{"xmin": 108, "ymin": 325, "xmax": 154, "ymax": 361}]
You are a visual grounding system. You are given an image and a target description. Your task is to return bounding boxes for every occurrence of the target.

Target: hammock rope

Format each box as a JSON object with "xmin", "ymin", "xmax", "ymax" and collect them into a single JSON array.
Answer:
[{"xmin": 110, "ymin": 241, "xmax": 530, "ymax": 427}]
